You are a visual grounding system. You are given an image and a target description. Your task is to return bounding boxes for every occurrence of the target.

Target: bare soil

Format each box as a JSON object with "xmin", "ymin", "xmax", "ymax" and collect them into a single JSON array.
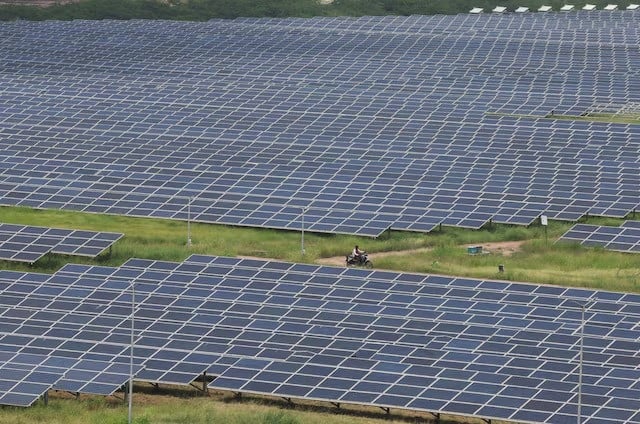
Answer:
[{"xmin": 315, "ymin": 240, "xmax": 525, "ymax": 267}]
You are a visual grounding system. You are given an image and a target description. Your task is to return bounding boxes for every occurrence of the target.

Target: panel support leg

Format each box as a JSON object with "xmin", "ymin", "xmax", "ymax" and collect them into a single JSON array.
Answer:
[
  {"xmin": 330, "ymin": 402, "xmax": 341, "ymax": 409},
  {"xmin": 42, "ymin": 391, "xmax": 48, "ymax": 406},
  {"xmin": 379, "ymin": 406, "xmax": 390, "ymax": 415},
  {"xmin": 202, "ymin": 371, "xmax": 208, "ymax": 394},
  {"xmin": 429, "ymin": 412, "xmax": 440, "ymax": 423}
]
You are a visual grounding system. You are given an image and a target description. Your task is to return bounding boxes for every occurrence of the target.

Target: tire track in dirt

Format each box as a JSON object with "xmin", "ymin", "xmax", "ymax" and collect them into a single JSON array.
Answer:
[{"xmin": 315, "ymin": 240, "xmax": 526, "ymax": 267}]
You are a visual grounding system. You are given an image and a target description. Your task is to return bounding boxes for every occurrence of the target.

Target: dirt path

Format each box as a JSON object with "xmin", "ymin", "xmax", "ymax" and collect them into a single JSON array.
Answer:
[{"xmin": 315, "ymin": 240, "xmax": 526, "ymax": 267}]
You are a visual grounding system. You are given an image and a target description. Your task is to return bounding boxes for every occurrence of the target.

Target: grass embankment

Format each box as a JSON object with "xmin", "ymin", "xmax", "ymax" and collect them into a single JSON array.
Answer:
[
  {"xmin": 1, "ymin": 206, "xmax": 638, "ymax": 292},
  {"xmin": 1, "ymin": 388, "xmax": 510, "ymax": 424}
]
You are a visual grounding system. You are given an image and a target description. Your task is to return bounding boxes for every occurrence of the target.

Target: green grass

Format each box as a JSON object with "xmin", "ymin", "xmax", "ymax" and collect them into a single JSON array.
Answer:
[
  {"xmin": 0, "ymin": 390, "xmax": 507, "ymax": 424},
  {"xmin": 1, "ymin": 206, "xmax": 639, "ymax": 292},
  {"xmin": 376, "ymin": 239, "xmax": 640, "ymax": 292},
  {"xmin": 0, "ymin": 206, "xmax": 436, "ymax": 270}
]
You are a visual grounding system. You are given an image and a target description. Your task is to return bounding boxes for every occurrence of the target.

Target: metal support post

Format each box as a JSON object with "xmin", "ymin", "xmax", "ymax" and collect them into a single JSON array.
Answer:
[
  {"xmin": 301, "ymin": 207, "xmax": 307, "ymax": 255},
  {"xmin": 187, "ymin": 197, "xmax": 192, "ymax": 247},
  {"xmin": 577, "ymin": 303, "xmax": 585, "ymax": 424},
  {"xmin": 281, "ymin": 397, "xmax": 293, "ymax": 406},
  {"xmin": 128, "ymin": 282, "xmax": 135, "ymax": 424},
  {"xmin": 569, "ymin": 300, "xmax": 589, "ymax": 424}
]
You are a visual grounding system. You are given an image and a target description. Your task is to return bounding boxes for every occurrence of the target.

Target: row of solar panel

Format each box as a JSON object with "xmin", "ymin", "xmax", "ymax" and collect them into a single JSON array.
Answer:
[
  {"xmin": 0, "ymin": 166, "xmax": 635, "ymax": 229},
  {"xmin": 559, "ymin": 222, "xmax": 640, "ymax": 253},
  {"xmin": 8, "ymin": 253, "xmax": 640, "ymax": 370},
  {"xmin": 0, "ymin": 74, "xmax": 636, "ymax": 128},
  {"xmin": 0, "ymin": 19, "xmax": 635, "ymax": 123},
  {"xmin": 58, "ymin": 256, "xmax": 640, "ymax": 356},
  {"xmin": 2, "ymin": 256, "xmax": 640, "ymax": 423},
  {"xmin": 0, "ymin": 223, "xmax": 122, "ymax": 263},
  {"xmin": 0, "ymin": 79, "xmax": 634, "ymax": 123},
  {"xmin": 0, "ymin": 15, "xmax": 638, "ymax": 237},
  {"xmin": 2, "ymin": 109, "xmax": 638, "ymax": 145},
  {"xmin": 232, "ymin": 10, "xmax": 640, "ymax": 31}
]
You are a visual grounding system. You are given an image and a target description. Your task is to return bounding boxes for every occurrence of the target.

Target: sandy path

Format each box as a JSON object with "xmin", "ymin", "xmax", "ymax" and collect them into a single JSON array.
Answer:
[{"xmin": 315, "ymin": 240, "xmax": 526, "ymax": 267}]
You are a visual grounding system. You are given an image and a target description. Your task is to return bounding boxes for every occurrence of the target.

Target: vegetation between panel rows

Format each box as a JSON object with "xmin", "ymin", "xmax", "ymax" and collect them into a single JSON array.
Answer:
[{"xmin": 1, "ymin": 206, "xmax": 638, "ymax": 292}]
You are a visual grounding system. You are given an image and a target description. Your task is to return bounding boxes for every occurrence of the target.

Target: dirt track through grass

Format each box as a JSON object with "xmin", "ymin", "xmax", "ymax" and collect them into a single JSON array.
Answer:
[{"xmin": 314, "ymin": 241, "xmax": 526, "ymax": 267}]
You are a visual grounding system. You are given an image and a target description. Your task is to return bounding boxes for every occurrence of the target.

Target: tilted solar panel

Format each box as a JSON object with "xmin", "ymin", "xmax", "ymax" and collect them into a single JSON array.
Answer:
[
  {"xmin": 0, "ymin": 13, "xmax": 639, "ymax": 236},
  {"xmin": 4, "ymin": 255, "xmax": 639, "ymax": 422}
]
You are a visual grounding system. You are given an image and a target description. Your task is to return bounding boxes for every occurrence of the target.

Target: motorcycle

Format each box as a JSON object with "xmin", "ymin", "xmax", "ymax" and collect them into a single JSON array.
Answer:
[{"xmin": 346, "ymin": 252, "xmax": 373, "ymax": 268}]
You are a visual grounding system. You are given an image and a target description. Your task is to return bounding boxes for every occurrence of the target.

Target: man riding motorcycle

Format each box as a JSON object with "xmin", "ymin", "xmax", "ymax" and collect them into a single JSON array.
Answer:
[{"xmin": 346, "ymin": 245, "xmax": 372, "ymax": 268}]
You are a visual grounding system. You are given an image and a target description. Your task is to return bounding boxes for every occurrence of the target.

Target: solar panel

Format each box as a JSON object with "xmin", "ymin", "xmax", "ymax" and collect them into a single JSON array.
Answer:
[
  {"xmin": 621, "ymin": 220, "xmax": 640, "ymax": 229},
  {"xmin": 0, "ymin": 13, "xmax": 638, "ymax": 236},
  {"xmin": 0, "ymin": 353, "xmax": 64, "ymax": 407},
  {"xmin": 559, "ymin": 224, "xmax": 640, "ymax": 253},
  {"xmin": 0, "ymin": 232, "xmax": 58, "ymax": 263},
  {"xmin": 5, "ymin": 255, "xmax": 638, "ymax": 421},
  {"xmin": 0, "ymin": 223, "xmax": 123, "ymax": 262}
]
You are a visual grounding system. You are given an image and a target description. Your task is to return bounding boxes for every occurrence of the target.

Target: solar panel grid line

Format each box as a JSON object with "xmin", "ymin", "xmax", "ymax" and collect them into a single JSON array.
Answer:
[
  {"xmin": 3, "ymin": 322, "xmax": 636, "ymax": 424},
  {"xmin": 178, "ymin": 255, "xmax": 640, "ymax": 315},
  {"xmin": 0, "ymin": 223, "xmax": 123, "ymax": 261},
  {"xmin": 51, "ymin": 262, "xmax": 624, "ymax": 332},
  {"xmin": 29, "ymin": 263, "xmax": 640, "ymax": 371},
  {"xmin": 5, "ymin": 270, "xmax": 640, "ymax": 386},
  {"xmin": 559, "ymin": 223, "xmax": 640, "ymax": 254},
  {"xmin": 3, "ymin": 14, "xmax": 640, "ymax": 420},
  {"xmin": 7, "ymin": 289, "xmax": 630, "ymax": 376},
  {"xmin": 0, "ymin": 337, "xmax": 146, "ymax": 397},
  {"xmin": 0, "ymin": 353, "xmax": 66, "ymax": 407},
  {"xmin": 1, "ymin": 14, "xmax": 640, "ymax": 235},
  {"xmin": 0, "ymin": 164, "xmax": 631, "ymax": 226}
]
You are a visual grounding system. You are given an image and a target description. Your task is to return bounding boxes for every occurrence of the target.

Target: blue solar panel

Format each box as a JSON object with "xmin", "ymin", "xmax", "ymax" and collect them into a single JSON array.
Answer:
[
  {"xmin": 0, "ymin": 223, "xmax": 123, "ymax": 262},
  {"xmin": 6, "ymin": 254, "xmax": 637, "ymax": 421},
  {"xmin": 559, "ymin": 223, "xmax": 640, "ymax": 253},
  {"xmin": 0, "ymin": 13, "xmax": 638, "ymax": 236}
]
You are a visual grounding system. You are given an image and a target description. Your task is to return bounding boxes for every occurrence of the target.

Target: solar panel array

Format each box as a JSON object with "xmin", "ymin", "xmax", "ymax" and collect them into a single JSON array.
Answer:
[
  {"xmin": 0, "ymin": 11, "xmax": 639, "ymax": 236},
  {"xmin": 0, "ymin": 271, "xmax": 143, "ymax": 406},
  {"xmin": 2, "ymin": 255, "xmax": 640, "ymax": 423},
  {"xmin": 559, "ymin": 222, "xmax": 640, "ymax": 253},
  {"xmin": 0, "ymin": 223, "xmax": 123, "ymax": 263}
]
